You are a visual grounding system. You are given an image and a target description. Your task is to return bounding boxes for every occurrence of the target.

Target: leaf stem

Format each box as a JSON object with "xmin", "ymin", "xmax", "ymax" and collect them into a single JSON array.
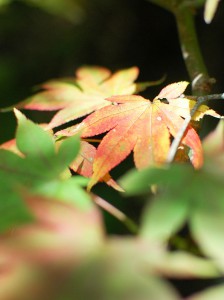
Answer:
[
  {"xmin": 167, "ymin": 93, "xmax": 224, "ymax": 164},
  {"xmin": 93, "ymin": 195, "xmax": 138, "ymax": 234}
]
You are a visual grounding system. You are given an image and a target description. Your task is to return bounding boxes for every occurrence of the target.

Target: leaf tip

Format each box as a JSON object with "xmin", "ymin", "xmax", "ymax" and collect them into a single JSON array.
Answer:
[
  {"xmin": 87, "ymin": 177, "xmax": 98, "ymax": 192},
  {"xmin": 14, "ymin": 108, "xmax": 26, "ymax": 123}
]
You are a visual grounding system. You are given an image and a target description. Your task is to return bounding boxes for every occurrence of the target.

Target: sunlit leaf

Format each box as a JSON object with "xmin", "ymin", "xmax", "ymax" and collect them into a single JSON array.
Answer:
[
  {"xmin": 10, "ymin": 66, "xmax": 142, "ymax": 130},
  {"xmin": 76, "ymin": 65, "xmax": 111, "ymax": 84},
  {"xmin": 58, "ymin": 82, "xmax": 219, "ymax": 189}
]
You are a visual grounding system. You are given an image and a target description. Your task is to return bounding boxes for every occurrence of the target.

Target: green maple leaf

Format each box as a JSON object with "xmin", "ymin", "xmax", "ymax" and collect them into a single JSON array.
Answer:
[{"xmin": 0, "ymin": 109, "xmax": 92, "ymax": 232}]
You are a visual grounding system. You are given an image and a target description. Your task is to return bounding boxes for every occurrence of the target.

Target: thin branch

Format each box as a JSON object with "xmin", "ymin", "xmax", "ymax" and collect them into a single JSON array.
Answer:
[
  {"xmin": 93, "ymin": 195, "xmax": 138, "ymax": 234},
  {"xmin": 167, "ymin": 93, "xmax": 224, "ymax": 164},
  {"xmin": 175, "ymin": 5, "xmax": 213, "ymax": 95},
  {"xmin": 147, "ymin": 0, "xmax": 214, "ymax": 95}
]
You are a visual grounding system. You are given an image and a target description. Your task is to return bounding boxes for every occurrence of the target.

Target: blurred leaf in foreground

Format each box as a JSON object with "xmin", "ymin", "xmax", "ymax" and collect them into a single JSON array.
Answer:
[
  {"xmin": 0, "ymin": 110, "xmax": 92, "ymax": 232},
  {"xmin": 0, "ymin": 194, "xmax": 104, "ymax": 300},
  {"xmin": 188, "ymin": 284, "xmax": 224, "ymax": 300},
  {"xmin": 120, "ymin": 120, "xmax": 224, "ymax": 271}
]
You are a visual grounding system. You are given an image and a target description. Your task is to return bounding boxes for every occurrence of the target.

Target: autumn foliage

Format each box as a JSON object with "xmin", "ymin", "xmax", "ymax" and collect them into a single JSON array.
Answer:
[
  {"xmin": 8, "ymin": 67, "xmax": 220, "ymax": 190},
  {"xmin": 0, "ymin": 65, "xmax": 224, "ymax": 299}
]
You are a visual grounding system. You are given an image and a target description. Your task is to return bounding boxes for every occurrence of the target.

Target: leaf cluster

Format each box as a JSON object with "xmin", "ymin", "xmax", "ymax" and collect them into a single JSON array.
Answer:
[{"xmin": 0, "ymin": 65, "xmax": 224, "ymax": 299}]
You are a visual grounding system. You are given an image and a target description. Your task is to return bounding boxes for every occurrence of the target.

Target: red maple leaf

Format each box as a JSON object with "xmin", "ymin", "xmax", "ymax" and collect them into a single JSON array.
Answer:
[{"xmin": 57, "ymin": 81, "xmax": 220, "ymax": 190}]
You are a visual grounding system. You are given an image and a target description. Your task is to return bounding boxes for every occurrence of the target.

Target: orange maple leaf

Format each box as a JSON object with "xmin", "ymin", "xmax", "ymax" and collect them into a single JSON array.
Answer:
[
  {"xmin": 56, "ymin": 81, "xmax": 220, "ymax": 190},
  {"xmin": 70, "ymin": 140, "xmax": 124, "ymax": 191}
]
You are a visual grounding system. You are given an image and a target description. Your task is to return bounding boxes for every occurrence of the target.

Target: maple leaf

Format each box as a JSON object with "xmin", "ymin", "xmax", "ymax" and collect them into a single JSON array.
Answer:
[
  {"xmin": 56, "ymin": 81, "xmax": 220, "ymax": 190},
  {"xmin": 69, "ymin": 140, "xmax": 124, "ymax": 192},
  {"xmin": 7, "ymin": 66, "xmax": 140, "ymax": 129}
]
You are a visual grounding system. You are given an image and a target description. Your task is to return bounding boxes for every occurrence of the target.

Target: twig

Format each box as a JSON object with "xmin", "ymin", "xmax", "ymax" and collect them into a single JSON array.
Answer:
[
  {"xmin": 147, "ymin": 0, "xmax": 214, "ymax": 95},
  {"xmin": 175, "ymin": 5, "xmax": 213, "ymax": 95},
  {"xmin": 167, "ymin": 93, "xmax": 224, "ymax": 164},
  {"xmin": 93, "ymin": 195, "xmax": 138, "ymax": 234}
]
